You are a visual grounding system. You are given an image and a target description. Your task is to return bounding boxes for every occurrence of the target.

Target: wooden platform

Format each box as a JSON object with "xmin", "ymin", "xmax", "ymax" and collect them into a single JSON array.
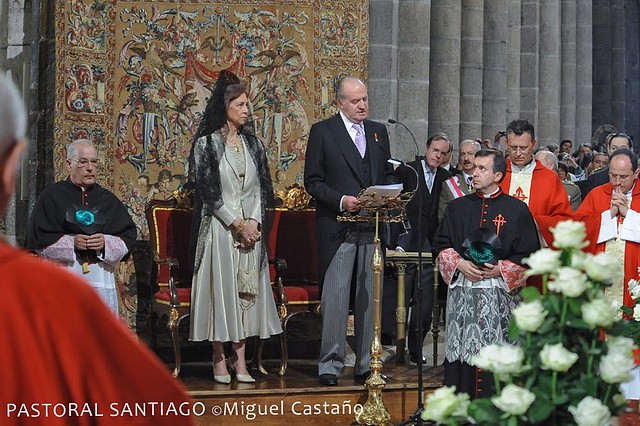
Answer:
[{"xmin": 178, "ymin": 360, "xmax": 443, "ymax": 425}]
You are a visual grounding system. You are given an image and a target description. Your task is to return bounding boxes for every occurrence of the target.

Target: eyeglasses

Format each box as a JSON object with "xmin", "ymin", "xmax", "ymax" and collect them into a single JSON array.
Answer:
[
  {"xmin": 72, "ymin": 158, "xmax": 100, "ymax": 168},
  {"xmin": 508, "ymin": 146, "xmax": 531, "ymax": 154},
  {"xmin": 428, "ymin": 146, "xmax": 450, "ymax": 157}
]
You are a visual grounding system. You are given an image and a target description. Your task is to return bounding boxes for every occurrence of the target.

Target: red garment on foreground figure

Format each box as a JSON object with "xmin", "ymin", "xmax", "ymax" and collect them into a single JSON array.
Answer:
[
  {"xmin": 499, "ymin": 161, "xmax": 573, "ymax": 247},
  {"xmin": 0, "ymin": 241, "xmax": 194, "ymax": 426},
  {"xmin": 574, "ymin": 181, "xmax": 640, "ymax": 309}
]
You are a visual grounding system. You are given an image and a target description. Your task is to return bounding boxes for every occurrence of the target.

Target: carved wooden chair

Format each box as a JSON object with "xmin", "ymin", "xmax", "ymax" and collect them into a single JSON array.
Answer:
[
  {"xmin": 264, "ymin": 184, "xmax": 321, "ymax": 375},
  {"xmin": 146, "ymin": 189, "xmax": 194, "ymax": 377}
]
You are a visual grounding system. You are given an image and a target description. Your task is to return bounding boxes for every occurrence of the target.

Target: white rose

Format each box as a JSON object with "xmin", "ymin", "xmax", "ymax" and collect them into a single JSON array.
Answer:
[
  {"xmin": 540, "ymin": 343, "xmax": 579, "ymax": 372},
  {"xmin": 547, "ymin": 267, "xmax": 589, "ymax": 297},
  {"xmin": 629, "ymin": 279, "xmax": 640, "ymax": 300},
  {"xmin": 523, "ymin": 248, "xmax": 561, "ymax": 276},
  {"xmin": 582, "ymin": 297, "xmax": 616, "ymax": 328},
  {"xmin": 570, "ymin": 250, "xmax": 587, "ymax": 270},
  {"xmin": 472, "ymin": 344, "xmax": 524, "ymax": 376},
  {"xmin": 512, "ymin": 300, "xmax": 548, "ymax": 332},
  {"xmin": 551, "ymin": 220, "xmax": 588, "ymax": 249},
  {"xmin": 600, "ymin": 350, "xmax": 635, "ymax": 383},
  {"xmin": 568, "ymin": 396, "xmax": 611, "ymax": 426},
  {"xmin": 584, "ymin": 252, "xmax": 623, "ymax": 283},
  {"xmin": 491, "ymin": 384, "xmax": 535, "ymax": 416},
  {"xmin": 611, "ymin": 299, "xmax": 623, "ymax": 320},
  {"xmin": 634, "ymin": 305, "xmax": 640, "ymax": 322},
  {"xmin": 606, "ymin": 335, "xmax": 635, "ymax": 356},
  {"xmin": 421, "ymin": 386, "xmax": 470, "ymax": 423}
]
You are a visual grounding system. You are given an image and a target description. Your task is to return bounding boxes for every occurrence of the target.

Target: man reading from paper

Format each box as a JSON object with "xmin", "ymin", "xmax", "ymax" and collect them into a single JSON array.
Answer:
[{"xmin": 433, "ymin": 149, "xmax": 539, "ymax": 398}]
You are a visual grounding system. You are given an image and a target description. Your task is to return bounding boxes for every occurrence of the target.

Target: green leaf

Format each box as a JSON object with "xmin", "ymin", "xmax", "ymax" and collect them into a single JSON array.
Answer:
[
  {"xmin": 521, "ymin": 286, "xmax": 541, "ymax": 302},
  {"xmin": 527, "ymin": 396, "xmax": 554, "ymax": 423},
  {"xmin": 468, "ymin": 399, "xmax": 501, "ymax": 424},
  {"xmin": 509, "ymin": 319, "xmax": 521, "ymax": 340}
]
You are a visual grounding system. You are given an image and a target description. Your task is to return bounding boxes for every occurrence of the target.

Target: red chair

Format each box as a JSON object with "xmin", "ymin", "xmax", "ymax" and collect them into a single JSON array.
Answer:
[
  {"xmin": 146, "ymin": 190, "xmax": 193, "ymax": 377},
  {"xmin": 266, "ymin": 184, "xmax": 321, "ymax": 375}
]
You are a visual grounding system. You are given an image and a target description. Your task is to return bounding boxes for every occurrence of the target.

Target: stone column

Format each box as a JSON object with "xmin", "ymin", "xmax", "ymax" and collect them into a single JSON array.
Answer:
[
  {"xmin": 427, "ymin": 0, "xmax": 461, "ymax": 144},
  {"xmin": 575, "ymin": 0, "xmax": 592, "ymax": 145},
  {"xmin": 481, "ymin": 0, "xmax": 509, "ymax": 140},
  {"xmin": 538, "ymin": 0, "xmax": 561, "ymax": 147},
  {"xmin": 560, "ymin": 0, "xmax": 577, "ymax": 143},
  {"xmin": 395, "ymin": 0, "xmax": 432, "ymax": 160},
  {"xmin": 591, "ymin": 1, "xmax": 611, "ymax": 129},
  {"xmin": 506, "ymin": 0, "xmax": 522, "ymax": 124},
  {"xmin": 458, "ymin": 0, "xmax": 484, "ymax": 141},
  {"xmin": 368, "ymin": 0, "xmax": 399, "ymax": 155},
  {"xmin": 519, "ymin": 0, "xmax": 540, "ymax": 125}
]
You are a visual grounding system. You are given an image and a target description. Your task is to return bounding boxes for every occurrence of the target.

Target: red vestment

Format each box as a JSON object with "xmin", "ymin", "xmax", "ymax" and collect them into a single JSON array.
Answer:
[
  {"xmin": 574, "ymin": 181, "xmax": 640, "ymax": 308},
  {"xmin": 0, "ymin": 242, "xmax": 193, "ymax": 425},
  {"xmin": 500, "ymin": 161, "xmax": 573, "ymax": 246}
]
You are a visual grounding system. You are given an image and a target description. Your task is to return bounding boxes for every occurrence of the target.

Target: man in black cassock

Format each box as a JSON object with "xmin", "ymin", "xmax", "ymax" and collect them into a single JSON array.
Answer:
[
  {"xmin": 25, "ymin": 139, "xmax": 136, "ymax": 315},
  {"xmin": 432, "ymin": 149, "xmax": 539, "ymax": 398}
]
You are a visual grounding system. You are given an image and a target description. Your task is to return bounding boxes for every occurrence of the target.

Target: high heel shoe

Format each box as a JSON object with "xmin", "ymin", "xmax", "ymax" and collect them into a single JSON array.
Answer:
[
  {"xmin": 228, "ymin": 357, "xmax": 255, "ymax": 383},
  {"xmin": 214, "ymin": 373, "xmax": 231, "ymax": 384},
  {"xmin": 213, "ymin": 358, "xmax": 231, "ymax": 384}
]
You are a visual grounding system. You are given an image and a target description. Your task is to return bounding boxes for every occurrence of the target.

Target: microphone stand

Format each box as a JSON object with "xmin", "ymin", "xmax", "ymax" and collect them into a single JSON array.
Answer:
[
  {"xmin": 388, "ymin": 119, "xmax": 431, "ymax": 425},
  {"xmin": 388, "ymin": 156, "xmax": 426, "ymax": 426}
]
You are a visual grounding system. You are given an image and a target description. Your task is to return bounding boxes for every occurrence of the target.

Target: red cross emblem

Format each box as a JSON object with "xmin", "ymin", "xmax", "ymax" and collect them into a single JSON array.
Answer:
[
  {"xmin": 493, "ymin": 214, "xmax": 506, "ymax": 236},
  {"xmin": 513, "ymin": 187, "xmax": 528, "ymax": 203}
]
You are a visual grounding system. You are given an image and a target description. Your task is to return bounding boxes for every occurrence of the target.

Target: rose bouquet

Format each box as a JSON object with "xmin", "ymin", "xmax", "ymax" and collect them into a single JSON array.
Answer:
[{"xmin": 422, "ymin": 220, "xmax": 638, "ymax": 425}]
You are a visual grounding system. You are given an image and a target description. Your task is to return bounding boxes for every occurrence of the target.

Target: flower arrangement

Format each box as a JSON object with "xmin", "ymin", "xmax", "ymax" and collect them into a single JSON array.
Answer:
[{"xmin": 422, "ymin": 220, "xmax": 638, "ymax": 425}]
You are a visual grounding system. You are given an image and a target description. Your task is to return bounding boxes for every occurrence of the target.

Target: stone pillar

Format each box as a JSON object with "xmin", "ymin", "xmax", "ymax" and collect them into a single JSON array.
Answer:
[
  {"xmin": 575, "ymin": 0, "xmax": 592, "ymax": 145},
  {"xmin": 427, "ymin": 0, "xmax": 461, "ymax": 145},
  {"xmin": 519, "ymin": 0, "xmax": 540, "ymax": 125},
  {"xmin": 560, "ymin": 0, "xmax": 577, "ymax": 143},
  {"xmin": 625, "ymin": 0, "xmax": 639, "ymax": 146},
  {"xmin": 609, "ymin": 0, "xmax": 626, "ymax": 132},
  {"xmin": 537, "ymin": 0, "xmax": 561, "ymax": 147},
  {"xmin": 368, "ymin": 0, "xmax": 399, "ymax": 156},
  {"xmin": 592, "ymin": 1, "xmax": 611, "ymax": 130},
  {"xmin": 395, "ymin": 0, "xmax": 432, "ymax": 160},
  {"xmin": 481, "ymin": 0, "xmax": 509, "ymax": 140},
  {"xmin": 506, "ymin": 0, "xmax": 522, "ymax": 124},
  {"xmin": 458, "ymin": 0, "xmax": 484, "ymax": 141}
]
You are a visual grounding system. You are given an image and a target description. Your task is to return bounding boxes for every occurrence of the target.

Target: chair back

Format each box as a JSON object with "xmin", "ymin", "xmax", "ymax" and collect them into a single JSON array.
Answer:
[{"xmin": 146, "ymin": 193, "xmax": 194, "ymax": 289}]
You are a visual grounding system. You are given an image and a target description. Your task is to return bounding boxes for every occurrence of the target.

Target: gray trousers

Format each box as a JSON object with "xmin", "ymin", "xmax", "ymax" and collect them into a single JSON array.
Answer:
[{"xmin": 318, "ymin": 229, "xmax": 376, "ymax": 377}]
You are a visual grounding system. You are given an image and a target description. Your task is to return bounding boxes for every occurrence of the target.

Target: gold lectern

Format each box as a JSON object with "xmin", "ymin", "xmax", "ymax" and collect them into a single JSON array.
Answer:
[{"xmin": 338, "ymin": 187, "xmax": 414, "ymax": 426}]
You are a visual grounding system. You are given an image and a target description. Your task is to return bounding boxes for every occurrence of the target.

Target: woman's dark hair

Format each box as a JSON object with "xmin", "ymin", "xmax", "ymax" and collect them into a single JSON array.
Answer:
[{"xmin": 193, "ymin": 70, "xmax": 249, "ymax": 141}]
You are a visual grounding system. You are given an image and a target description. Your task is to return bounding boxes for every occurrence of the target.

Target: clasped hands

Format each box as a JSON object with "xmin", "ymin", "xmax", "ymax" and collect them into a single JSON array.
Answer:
[
  {"xmin": 234, "ymin": 217, "xmax": 261, "ymax": 249},
  {"xmin": 610, "ymin": 189, "xmax": 629, "ymax": 218},
  {"xmin": 457, "ymin": 259, "xmax": 501, "ymax": 282},
  {"xmin": 74, "ymin": 233, "xmax": 105, "ymax": 251}
]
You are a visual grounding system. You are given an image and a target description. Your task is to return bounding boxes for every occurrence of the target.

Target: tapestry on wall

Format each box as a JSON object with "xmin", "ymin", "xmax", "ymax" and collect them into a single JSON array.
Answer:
[{"xmin": 54, "ymin": 0, "xmax": 369, "ymax": 327}]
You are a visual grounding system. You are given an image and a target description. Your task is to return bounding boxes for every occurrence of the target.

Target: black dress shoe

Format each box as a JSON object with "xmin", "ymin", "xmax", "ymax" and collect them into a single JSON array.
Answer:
[
  {"xmin": 410, "ymin": 354, "xmax": 427, "ymax": 365},
  {"xmin": 319, "ymin": 374, "xmax": 338, "ymax": 386},
  {"xmin": 355, "ymin": 371, "xmax": 388, "ymax": 385}
]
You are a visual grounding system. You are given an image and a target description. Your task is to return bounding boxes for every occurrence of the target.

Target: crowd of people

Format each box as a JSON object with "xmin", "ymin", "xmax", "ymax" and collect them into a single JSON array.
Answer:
[{"xmin": 5, "ymin": 64, "xmax": 638, "ymax": 419}]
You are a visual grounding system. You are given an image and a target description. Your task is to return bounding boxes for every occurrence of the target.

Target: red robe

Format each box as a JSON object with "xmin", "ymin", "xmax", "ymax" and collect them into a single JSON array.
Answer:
[
  {"xmin": 574, "ymin": 181, "xmax": 640, "ymax": 308},
  {"xmin": 500, "ymin": 161, "xmax": 573, "ymax": 246},
  {"xmin": 0, "ymin": 242, "xmax": 193, "ymax": 426}
]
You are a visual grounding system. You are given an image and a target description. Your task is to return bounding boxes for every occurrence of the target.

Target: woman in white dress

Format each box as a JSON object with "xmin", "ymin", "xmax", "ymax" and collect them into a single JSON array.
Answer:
[{"xmin": 188, "ymin": 70, "xmax": 282, "ymax": 384}]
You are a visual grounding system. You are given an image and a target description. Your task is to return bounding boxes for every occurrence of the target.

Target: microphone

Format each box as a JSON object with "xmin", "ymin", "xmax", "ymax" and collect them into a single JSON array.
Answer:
[{"xmin": 388, "ymin": 119, "xmax": 421, "ymax": 160}]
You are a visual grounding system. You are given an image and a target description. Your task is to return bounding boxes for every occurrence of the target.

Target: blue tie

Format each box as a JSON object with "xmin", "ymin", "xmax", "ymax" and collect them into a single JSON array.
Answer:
[{"xmin": 426, "ymin": 169, "xmax": 434, "ymax": 192}]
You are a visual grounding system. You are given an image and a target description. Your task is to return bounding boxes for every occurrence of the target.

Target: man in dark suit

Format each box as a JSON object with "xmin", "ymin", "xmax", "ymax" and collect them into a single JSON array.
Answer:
[
  {"xmin": 393, "ymin": 133, "xmax": 452, "ymax": 363},
  {"xmin": 578, "ymin": 133, "xmax": 633, "ymax": 197},
  {"xmin": 304, "ymin": 76, "xmax": 395, "ymax": 386}
]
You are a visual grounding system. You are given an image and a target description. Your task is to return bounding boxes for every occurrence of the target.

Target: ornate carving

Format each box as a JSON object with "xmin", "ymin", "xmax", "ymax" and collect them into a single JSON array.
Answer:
[
  {"xmin": 171, "ymin": 188, "xmax": 194, "ymax": 210},
  {"xmin": 275, "ymin": 183, "xmax": 312, "ymax": 211}
]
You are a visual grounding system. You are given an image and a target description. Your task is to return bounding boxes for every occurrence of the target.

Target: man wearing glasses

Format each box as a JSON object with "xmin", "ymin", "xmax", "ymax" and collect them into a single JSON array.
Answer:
[
  {"xmin": 575, "ymin": 149, "xmax": 640, "ymax": 310},
  {"xmin": 579, "ymin": 132, "xmax": 634, "ymax": 198},
  {"xmin": 498, "ymin": 119, "xmax": 572, "ymax": 247},
  {"xmin": 26, "ymin": 139, "xmax": 136, "ymax": 315}
]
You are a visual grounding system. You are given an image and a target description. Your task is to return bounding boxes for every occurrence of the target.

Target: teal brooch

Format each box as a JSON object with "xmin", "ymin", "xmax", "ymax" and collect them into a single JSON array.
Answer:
[{"xmin": 75, "ymin": 210, "xmax": 95, "ymax": 226}]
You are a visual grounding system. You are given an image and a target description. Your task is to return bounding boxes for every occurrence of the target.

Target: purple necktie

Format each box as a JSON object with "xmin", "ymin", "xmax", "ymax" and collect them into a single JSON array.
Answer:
[{"xmin": 353, "ymin": 123, "xmax": 366, "ymax": 158}]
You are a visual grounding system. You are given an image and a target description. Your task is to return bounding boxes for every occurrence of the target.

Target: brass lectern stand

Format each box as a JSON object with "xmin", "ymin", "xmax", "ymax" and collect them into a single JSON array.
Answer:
[{"xmin": 338, "ymin": 189, "xmax": 413, "ymax": 426}]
